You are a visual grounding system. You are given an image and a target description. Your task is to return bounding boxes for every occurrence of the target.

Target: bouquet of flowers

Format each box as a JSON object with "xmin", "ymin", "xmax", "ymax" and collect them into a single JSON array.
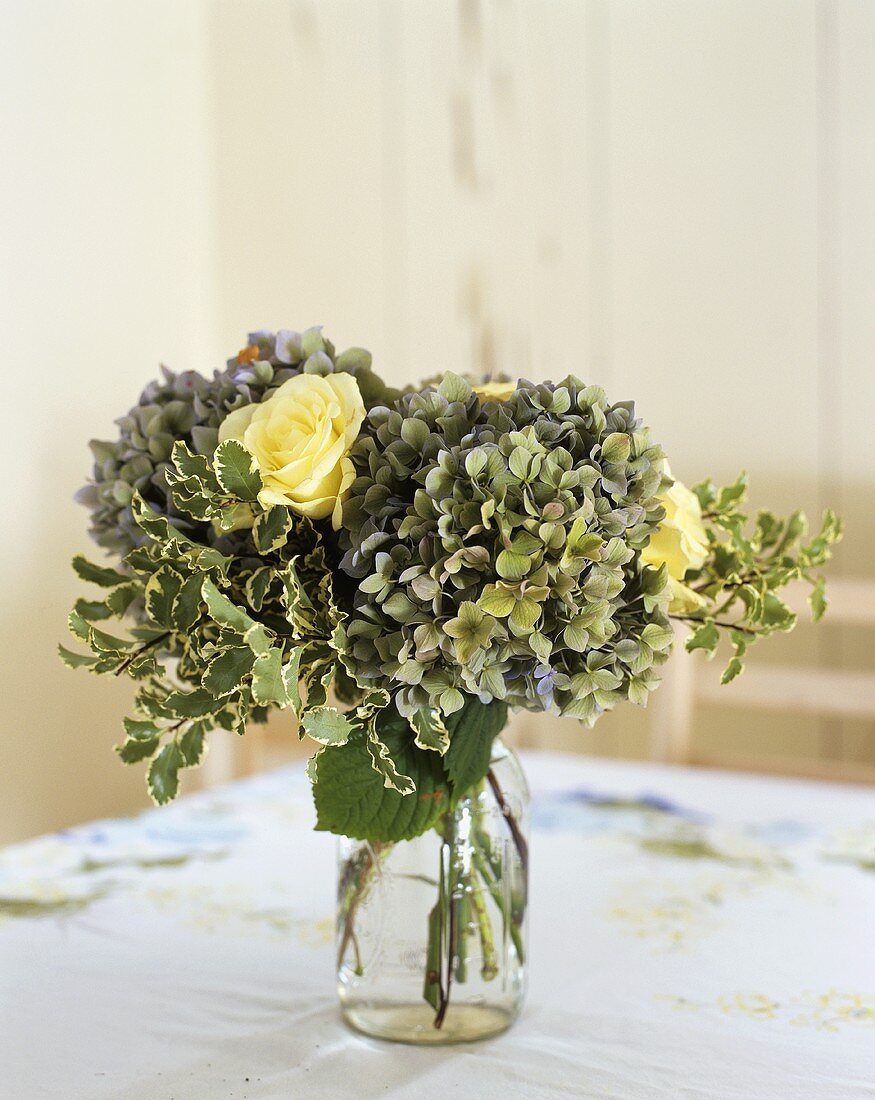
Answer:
[{"xmin": 63, "ymin": 326, "xmax": 840, "ymax": 1040}]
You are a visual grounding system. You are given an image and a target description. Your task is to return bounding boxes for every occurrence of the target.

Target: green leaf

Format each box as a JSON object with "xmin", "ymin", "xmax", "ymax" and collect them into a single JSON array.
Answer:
[
  {"xmin": 720, "ymin": 656, "xmax": 744, "ymax": 685},
  {"xmin": 170, "ymin": 440, "xmax": 214, "ymax": 483},
  {"xmin": 808, "ymin": 575, "xmax": 828, "ymax": 622},
  {"xmin": 152, "ymin": 687, "xmax": 226, "ymax": 719},
  {"xmin": 282, "ymin": 649, "xmax": 303, "ymax": 713},
  {"xmin": 313, "ymin": 725, "xmax": 449, "ymax": 842},
  {"xmin": 201, "ymin": 576, "xmax": 254, "ymax": 634},
  {"xmin": 410, "ymin": 708, "xmax": 450, "ymax": 754},
  {"xmin": 130, "ymin": 494, "xmax": 232, "ymax": 575},
  {"xmin": 202, "ymin": 647, "xmax": 256, "ymax": 697},
  {"xmin": 250, "ymin": 649, "xmax": 288, "ymax": 706},
  {"xmin": 58, "ymin": 644, "xmax": 99, "ymax": 670},
  {"xmin": 253, "ymin": 507, "xmax": 293, "ymax": 553},
  {"xmin": 73, "ymin": 598, "xmax": 113, "ymax": 622},
  {"xmin": 145, "ymin": 566, "xmax": 182, "ymax": 628},
  {"xmin": 130, "ymin": 493, "xmax": 192, "ymax": 544},
  {"xmin": 302, "ymin": 706, "xmax": 355, "ymax": 746},
  {"xmin": 761, "ymin": 592, "xmax": 796, "ymax": 632},
  {"xmin": 68, "ymin": 609, "xmax": 90, "ymax": 641},
  {"xmin": 117, "ymin": 736, "xmax": 160, "ymax": 764},
  {"xmin": 106, "ymin": 583, "xmax": 139, "ymax": 617},
  {"xmin": 147, "ymin": 742, "xmax": 182, "ymax": 804},
  {"xmin": 243, "ymin": 622, "xmax": 273, "ymax": 656},
  {"xmin": 123, "ymin": 718, "xmax": 160, "ymax": 740},
  {"xmin": 214, "ymin": 439, "xmax": 262, "ymax": 501},
  {"xmin": 87, "ymin": 624, "xmax": 136, "ymax": 654},
  {"xmin": 178, "ymin": 725, "xmax": 206, "ymax": 767},
  {"xmin": 365, "ymin": 729, "xmax": 416, "ymax": 794},
  {"xmin": 716, "ymin": 471, "xmax": 748, "ymax": 511},
  {"xmin": 685, "ymin": 621, "xmax": 720, "ymax": 656},
  {"xmin": 443, "ymin": 697, "xmax": 508, "ymax": 798},
  {"xmin": 245, "ymin": 567, "xmax": 274, "ymax": 612},
  {"xmin": 172, "ymin": 574, "xmax": 203, "ymax": 632},
  {"xmin": 72, "ymin": 556, "xmax": 129, "ymax": 588}
]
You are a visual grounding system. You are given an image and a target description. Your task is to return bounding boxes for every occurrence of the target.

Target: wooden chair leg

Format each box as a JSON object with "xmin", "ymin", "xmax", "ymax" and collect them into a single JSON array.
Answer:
[{"xmin": 648, "ymin": 638, "xmax": 694, "ymax": 764}]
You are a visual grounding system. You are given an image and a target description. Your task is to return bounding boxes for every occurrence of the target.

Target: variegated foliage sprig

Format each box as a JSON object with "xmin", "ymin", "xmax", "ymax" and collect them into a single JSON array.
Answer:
[
  {"xmin": 61, "ymin": 438, "xmax": 390, "ymax": 803},
  {"xmin": 676, "ymin": 473, "xmax": 843, "ymax": 682}
]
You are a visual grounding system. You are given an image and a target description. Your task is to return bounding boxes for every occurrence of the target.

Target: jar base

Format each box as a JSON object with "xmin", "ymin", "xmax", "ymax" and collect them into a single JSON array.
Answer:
[{"xmin": 341, "ymin": 1001, "xmax": 516, "ymax": 1045}]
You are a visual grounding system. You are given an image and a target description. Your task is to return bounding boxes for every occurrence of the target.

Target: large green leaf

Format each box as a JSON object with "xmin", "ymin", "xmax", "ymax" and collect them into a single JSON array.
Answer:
[
  {"xmin": 443, "ymin": 698, "xmax": 508, "ymax": 798},
  {"xmin": 313, "ymin": 722, "xmax": 449, "ymax": 842}
]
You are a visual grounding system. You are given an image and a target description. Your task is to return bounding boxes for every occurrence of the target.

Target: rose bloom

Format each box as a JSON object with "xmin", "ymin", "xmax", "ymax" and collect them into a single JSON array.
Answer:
[
  {"xmin": 218, "ymin": 372, "xmax": 365, "ymax": 529},
  {"xmin": 473, "ymin": 379, "xmax": 517, "ymax": 402},
  {"xmin": 641, "ymin": 468, "xmax": 709, "ymax": 613}
]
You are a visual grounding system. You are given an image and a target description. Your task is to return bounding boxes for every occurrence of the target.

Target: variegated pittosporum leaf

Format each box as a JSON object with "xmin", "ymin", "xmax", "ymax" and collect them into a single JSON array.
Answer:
[
  {"xmin": 62, "ymin": 436, "xmax": 380, "ymax": 804},
  {"xmin": 675, "ymin": 473, "xmax": 843, "ymax": 683}
]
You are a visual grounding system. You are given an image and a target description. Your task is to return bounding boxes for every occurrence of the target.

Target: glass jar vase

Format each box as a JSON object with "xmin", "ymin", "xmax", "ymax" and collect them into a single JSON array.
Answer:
[{"xmin": 336, "ymin": 736, "xmax": 529, "ymax": 1044}]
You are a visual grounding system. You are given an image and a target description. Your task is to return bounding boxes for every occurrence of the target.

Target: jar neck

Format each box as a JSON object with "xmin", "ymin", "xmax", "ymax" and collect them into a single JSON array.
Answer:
[{"xmin": 489, "ymin": 732, "xmax": 514, "ymax": 766}]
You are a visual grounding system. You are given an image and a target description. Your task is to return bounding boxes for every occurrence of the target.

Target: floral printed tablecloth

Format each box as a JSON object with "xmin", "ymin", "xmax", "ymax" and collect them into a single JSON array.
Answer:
[{"xmin": 2, "ymin": 753, "xmax": 873, "ymax": 1099}]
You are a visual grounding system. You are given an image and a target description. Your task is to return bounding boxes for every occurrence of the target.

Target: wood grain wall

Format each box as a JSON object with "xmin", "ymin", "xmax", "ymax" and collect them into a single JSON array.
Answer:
[
  {"xmin": 3, "ymin": 0, "xmax": 873, "ymax": 844},
  {"xmin": 207, "ymin": 0, "xmax": 875, "ymax": 771}
]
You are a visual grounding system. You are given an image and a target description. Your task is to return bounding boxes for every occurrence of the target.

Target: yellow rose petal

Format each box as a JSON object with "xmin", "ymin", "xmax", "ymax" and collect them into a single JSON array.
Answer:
[
  {"xmin": 215, "ymin": 371, "xmax": 366, "ymax": 525},
  {"xmin": 641, "ymin": 469, "xmax": 709, "ymax": 582}
]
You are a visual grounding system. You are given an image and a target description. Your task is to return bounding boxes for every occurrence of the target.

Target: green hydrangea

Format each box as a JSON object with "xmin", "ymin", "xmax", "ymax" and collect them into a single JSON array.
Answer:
[
  {"xmin": 340, "ymin": 373, "xmax": 673, "ymax": 723},
  {"xmin": 77, "ymin": 327, "xmax": 397, "ymax": 555}
]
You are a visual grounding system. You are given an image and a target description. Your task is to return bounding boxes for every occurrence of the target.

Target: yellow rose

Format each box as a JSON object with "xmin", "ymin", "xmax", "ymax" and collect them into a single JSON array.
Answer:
[
  {"xmin": 218, "ymin": 372, "xmax": 365, "ymax": 530},
  {"xmin": 473, "ymin": 379, "xmax": 517, "ymax": 402},
  {"xmin": 641, "ymin": 468, "xmax": 709, "ymax": 613}
]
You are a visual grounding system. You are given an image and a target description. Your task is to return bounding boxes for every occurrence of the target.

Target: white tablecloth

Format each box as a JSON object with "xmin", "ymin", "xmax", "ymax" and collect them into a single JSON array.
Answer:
[{"xmin": 2, "ymin": 753, "xmax": 873, "ymax": 1099}]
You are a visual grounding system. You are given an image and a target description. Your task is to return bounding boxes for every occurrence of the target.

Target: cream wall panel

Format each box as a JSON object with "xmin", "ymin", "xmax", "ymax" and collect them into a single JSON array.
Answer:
[
  {"xmin": 608, "ymin": 1, "xmax": 820, "ymax": 497},
  {"xmin": 0, "ymin": 1, "xmax": 217, "ymax": 842},
  {"xmin": 207, "ymin": 0, "xmax": 394, "ymax": 380},
  {"xmin": 395, "ymin": 1, "xmax": 599, "ymax": 387},
  {"xmin": 836, "ymin": 1, "xmax": 875, "ymax": 575}
]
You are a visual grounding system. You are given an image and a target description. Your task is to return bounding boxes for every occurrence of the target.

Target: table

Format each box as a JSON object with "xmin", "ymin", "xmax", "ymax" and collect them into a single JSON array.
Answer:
[{"xmin": 2, "ymin": 753, "xmax": 873, "ymax": 1099}]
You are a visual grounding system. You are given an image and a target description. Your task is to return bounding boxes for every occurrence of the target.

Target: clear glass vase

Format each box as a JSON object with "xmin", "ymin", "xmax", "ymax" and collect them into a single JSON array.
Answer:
[{"xmin": 336, "ymin": 736, "xmax": 529, "ymax": 1044}]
